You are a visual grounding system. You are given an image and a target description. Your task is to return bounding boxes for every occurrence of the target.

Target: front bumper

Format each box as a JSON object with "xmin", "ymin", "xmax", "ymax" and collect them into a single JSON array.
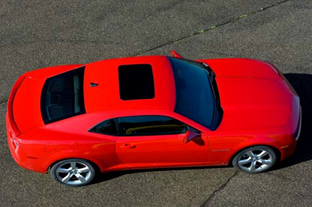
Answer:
[{"xmin": 280, "ymin": 106, "xmax": 302, "ymax": 160}]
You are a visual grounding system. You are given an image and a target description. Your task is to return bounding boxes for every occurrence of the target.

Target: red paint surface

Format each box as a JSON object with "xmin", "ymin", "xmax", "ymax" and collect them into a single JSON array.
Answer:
[{"xmin": 7, "ymin": 55, "xmax": 301, "ymax": 174}]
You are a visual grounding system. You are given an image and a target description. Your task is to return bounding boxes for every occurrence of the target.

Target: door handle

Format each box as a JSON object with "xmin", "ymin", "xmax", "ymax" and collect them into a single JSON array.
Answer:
[{"xmin": 121, "ymin": 143, "xmax": 136, "ymax": 149}]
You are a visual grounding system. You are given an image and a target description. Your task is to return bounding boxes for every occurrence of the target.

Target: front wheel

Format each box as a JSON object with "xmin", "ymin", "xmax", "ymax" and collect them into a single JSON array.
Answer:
[
  {"xmin": 232, "ymin": 146, "xmax": 277, "ymax": 173},
  {"xmin": 50, "ymin": 159, "xmax": 96, "ymax": 186}
]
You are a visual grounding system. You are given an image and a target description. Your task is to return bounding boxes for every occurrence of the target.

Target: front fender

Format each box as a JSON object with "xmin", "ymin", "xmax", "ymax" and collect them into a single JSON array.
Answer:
[{"xmin": 208, "ymin": 135, "xmax": 293, "ymax": 165}]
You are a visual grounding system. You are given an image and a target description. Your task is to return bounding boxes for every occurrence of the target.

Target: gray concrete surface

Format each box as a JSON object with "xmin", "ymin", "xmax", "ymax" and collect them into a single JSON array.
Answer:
[{"xmin": 0, "ymin": 0, "xmax": 311, "ymax": 206}]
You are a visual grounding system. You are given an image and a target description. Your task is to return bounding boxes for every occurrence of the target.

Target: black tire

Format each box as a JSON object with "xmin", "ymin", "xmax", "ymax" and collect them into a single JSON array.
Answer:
[
  {"xmin": 50, "ymin": 158, "xmax": 96, "ymax": 186},
  {"xmin": 232, "ymin": 146, "xmax": 277, "ymax": 174}
]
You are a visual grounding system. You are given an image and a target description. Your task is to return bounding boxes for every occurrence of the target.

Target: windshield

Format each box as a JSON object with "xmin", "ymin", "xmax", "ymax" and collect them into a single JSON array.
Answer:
[
  {"xmin": 41, "ymin": 67, "xmax": 86, "ymax": 124},
  {"xmin": 169, "ymin": 57, "xmax": 216, "ymax": 129}
]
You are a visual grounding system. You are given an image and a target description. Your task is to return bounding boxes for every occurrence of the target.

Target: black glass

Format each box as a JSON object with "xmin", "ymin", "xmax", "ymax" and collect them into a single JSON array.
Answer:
[
  {"xmin": 118, "ymin": 64, "xmax": 155, "ymax": 100},
  {"xmin": 89, "ymin": 119, "xmax": 118, "ymax": 135},
  {"xmin": 41, "ymin": 67, "xmax": 85, "ymax": 124},
  {"xmin": 118, "ymin": 115, "xmax": 187, "ymax": 136}
]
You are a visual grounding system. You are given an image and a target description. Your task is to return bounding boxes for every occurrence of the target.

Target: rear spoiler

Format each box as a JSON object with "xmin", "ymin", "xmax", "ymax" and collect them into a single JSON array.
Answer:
[{"xmin": 7, "ymin": 75, "xmax": 27, "ymax": 135}]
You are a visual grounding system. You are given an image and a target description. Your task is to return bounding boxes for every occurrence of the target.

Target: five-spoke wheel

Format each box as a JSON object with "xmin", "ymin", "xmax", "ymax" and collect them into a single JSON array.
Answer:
[
  {"xmin": 232, "ymin": 146, "xmax": 277, "ymax": 173},
  {"xmin": 50, "ymin": 159, "xmax": 96, "ymax": 186}
]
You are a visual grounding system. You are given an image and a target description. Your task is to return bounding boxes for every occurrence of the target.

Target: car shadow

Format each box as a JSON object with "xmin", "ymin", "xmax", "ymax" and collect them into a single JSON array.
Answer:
[
  {"xmin": 93, "ymin": 73, "xmax": 312, "ymax": 184},
  {"xmin": 275, "ymin": 73, "xmax": 312, "ymax": 169},
  {"xmin": 92, "ymin": 165, "xmax": 230, "ymax": 185}
]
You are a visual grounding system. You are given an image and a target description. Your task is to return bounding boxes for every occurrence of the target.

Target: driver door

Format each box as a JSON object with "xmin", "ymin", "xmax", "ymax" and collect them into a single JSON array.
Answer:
[{"xmin": 115, "ymin": 115, "xmax": 209, "ymax": 169}]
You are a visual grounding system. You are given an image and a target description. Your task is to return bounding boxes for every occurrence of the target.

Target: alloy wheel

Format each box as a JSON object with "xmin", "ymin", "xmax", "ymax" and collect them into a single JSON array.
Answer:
[
  {"xmin": 233, "ymin": 146, "xmax": 277, "ymax": 173},
  {"xmin": 51, "ymin": 159, "xmax": 95, "ymax": 186}
]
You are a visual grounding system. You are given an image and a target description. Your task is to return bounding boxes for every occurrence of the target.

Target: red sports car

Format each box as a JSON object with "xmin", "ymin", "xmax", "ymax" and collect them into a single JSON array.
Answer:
[{"xmin": 6, "ymin": 51, "xmax": 301, "ymax": 186}]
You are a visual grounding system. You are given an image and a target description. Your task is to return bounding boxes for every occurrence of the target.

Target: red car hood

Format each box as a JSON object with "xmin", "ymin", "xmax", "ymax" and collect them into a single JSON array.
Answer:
[{"xmin": 203, "ymin": 58, "xmax": 297, "ymax": 132}]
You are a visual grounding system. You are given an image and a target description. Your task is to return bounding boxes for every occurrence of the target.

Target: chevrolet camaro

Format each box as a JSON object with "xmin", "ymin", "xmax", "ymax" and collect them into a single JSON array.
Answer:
[{"xmin": 6, "ymin": 50, "xmax": 301, "ymax": 186}]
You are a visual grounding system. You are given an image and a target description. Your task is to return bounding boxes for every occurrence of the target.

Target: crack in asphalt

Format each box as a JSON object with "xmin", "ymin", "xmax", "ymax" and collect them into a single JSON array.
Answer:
[
  {"xmin": 200, "ymin": 171, "xmax": 238, "ymax": 207},
  {"xmin": 136, "ymin": 0, "xmax": 291, "ymax": 56}
]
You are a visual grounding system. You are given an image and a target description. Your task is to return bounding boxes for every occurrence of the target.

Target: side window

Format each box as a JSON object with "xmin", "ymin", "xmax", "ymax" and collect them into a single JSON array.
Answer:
[
  {"xmin": 89, "ymin": 119, "xmax": 118, "ymax": 135},
  {"xmin": 118, "ymin": 116, "xmax": 187, "ymax": 136}
]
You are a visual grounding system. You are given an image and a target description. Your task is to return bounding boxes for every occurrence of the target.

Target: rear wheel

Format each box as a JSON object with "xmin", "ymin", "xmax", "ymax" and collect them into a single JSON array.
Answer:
[
  {"xmin": 232, "ymin": 146, "xmax": 277, "ymax": 173},
  {"xmin": 50, "ymin": 159, "xmax": 96, "ymax": 186}
]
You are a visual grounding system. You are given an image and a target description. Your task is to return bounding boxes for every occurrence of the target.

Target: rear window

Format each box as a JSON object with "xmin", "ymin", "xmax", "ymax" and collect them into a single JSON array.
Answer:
[
  {"xmin": 118, "ymin": 64, "xmax": 155, "ymax": 100},
  {"xmin": 41, "ymin": 67, "xmax": 85, "ymax": 124}
]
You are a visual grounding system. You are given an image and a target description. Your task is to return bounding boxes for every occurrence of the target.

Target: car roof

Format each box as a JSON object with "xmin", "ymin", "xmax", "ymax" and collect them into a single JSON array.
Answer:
[
  {"xmin": 83, "ymin": 55, "xmax": 176, "ymax": 113},
  {"xmin": 12, "ymin": 56, "xmax": 176, "ymax": 134}
]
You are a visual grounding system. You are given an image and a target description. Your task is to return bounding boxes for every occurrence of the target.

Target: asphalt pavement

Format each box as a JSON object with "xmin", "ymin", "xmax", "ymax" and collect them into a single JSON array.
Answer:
[{"xmin": 0, "ymin": 0, "xmax": 311, "ymax": 206}]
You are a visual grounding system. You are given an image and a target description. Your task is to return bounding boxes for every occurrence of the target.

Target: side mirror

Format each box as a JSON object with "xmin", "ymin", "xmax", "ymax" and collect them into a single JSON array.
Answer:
[
  {"xmin": 170, "ymin": 50, "xmax": 184, "ymax": 59},
  {"xmin": 183, "ymin": 130, "xmax": 201, "ymax": 144}
]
